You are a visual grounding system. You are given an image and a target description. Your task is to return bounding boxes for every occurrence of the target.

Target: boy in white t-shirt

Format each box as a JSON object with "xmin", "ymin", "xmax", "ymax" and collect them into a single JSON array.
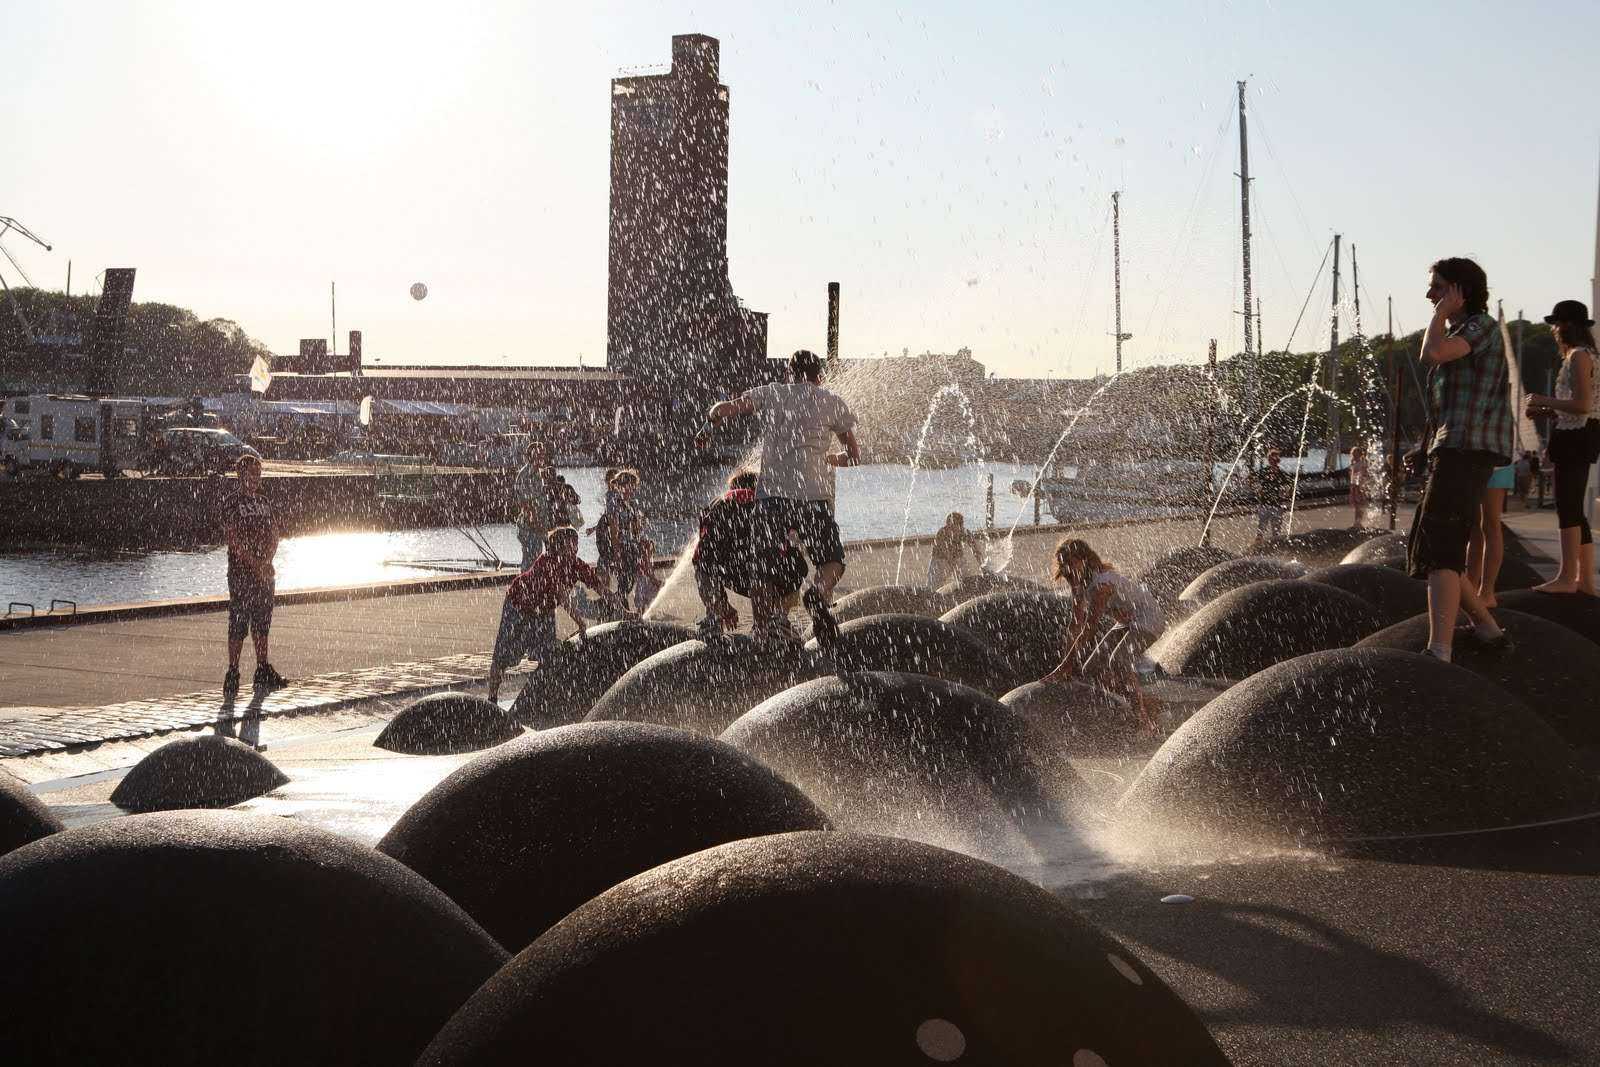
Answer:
[{"xmin": 696, "ymin": 349, "xmax": 860, "ymax": 646}]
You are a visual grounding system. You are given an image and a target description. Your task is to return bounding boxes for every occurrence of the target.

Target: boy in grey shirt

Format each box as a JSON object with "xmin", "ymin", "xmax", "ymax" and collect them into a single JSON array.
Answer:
[{"xmin": 699, "ymin": 349, "xmax": 859, "ymax": 645}]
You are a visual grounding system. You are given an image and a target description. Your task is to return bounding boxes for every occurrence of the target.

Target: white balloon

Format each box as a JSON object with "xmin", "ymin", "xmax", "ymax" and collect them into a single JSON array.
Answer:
[{"xmin": 410, "ymin": 282, "xmax": 428, "ymax": 301}]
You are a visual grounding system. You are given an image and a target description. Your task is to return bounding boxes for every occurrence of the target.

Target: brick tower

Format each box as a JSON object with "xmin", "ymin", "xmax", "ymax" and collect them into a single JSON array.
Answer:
[{"xmin": 607, "ymin": 34, "xmax": 768, "ymax": 404}]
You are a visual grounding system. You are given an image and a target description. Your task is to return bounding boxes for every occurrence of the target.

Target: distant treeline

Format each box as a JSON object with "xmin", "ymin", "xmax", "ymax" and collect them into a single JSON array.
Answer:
[{"xmin": 0, "ymin": 288, "xmax": 272, "ymax": 393}]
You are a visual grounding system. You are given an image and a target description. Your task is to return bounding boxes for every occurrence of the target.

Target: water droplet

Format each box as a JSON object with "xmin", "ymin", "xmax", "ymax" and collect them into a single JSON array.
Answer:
[
  {"xmin": 1160, "ymin": 893, "xmax": 1194, "ymax": 905},
  {"xmin": 915, "ymin": 1018, "xmax": 966, "ymax": 1061}
]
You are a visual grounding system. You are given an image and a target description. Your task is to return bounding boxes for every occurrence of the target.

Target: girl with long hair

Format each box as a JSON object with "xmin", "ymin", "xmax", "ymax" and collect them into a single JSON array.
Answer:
[
  {"xmin": 1525, "ymin": 301, "xmax": 1599, "ymax": 595},
  {"xmin": 1043, "ymin": 537, "xmax": 1166, "ymax": 729}
]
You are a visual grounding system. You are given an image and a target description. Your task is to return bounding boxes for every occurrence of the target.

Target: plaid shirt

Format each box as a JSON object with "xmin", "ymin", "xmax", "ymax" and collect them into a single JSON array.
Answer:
[{"xmin": 1424, "ymin": 312, "xmax": 1513, "ymax": 461}]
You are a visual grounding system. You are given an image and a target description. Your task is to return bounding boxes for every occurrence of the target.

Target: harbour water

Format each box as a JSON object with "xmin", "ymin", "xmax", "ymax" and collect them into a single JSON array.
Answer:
[{"xmin": 1, "ymin": 461, "xmax": 1043, "ymax": 607}]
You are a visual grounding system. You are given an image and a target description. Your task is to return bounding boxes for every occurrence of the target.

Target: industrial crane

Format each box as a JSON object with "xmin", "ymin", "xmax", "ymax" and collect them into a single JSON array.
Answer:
[{"xmin": 0, "ymin": 215, "xmax": 53, "ymax": 344}]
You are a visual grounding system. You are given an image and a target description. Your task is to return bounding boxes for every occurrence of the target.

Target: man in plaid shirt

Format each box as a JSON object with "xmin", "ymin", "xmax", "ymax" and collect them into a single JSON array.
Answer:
[{"xmin": 1408, "ymin": 257, "xmax": 1514, "ymax": 662}]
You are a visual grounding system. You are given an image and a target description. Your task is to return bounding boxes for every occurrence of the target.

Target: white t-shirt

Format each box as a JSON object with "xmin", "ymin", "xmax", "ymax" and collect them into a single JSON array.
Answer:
[
  {"xmin": 743, "ymin": 381, "xmax": 857, "ymax": 502},
  {"xmin": 1091, "ymin": 569, "xmax": 1164, "ymax": 637}
]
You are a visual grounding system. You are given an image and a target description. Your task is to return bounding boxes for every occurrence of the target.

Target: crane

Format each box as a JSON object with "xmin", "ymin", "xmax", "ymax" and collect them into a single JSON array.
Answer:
[{"xmin": 0, "ymin": 216, "xmax": 53, "ymax": 345}]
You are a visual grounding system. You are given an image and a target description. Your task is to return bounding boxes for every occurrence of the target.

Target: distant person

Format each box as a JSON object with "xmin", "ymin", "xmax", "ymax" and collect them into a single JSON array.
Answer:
[
  {"xmin": 220, "ymin": 454, "xmax": 287, "ymax": 697},
  {"xmin": 600, "ymin": 469, "xmax": 646, "ymax": 609},
  {"xmin": 1042, "ymin": 538, "xmax": 1165, "ymax": 730},
  {"xmin": 633, "ymin": 538, "xmax": 663, "ymax": 613},
  {"xmin": 1514, "ymin": 451, "xmax": 1534, "ymax": 507},
  {"xmin": 1406, "ymin": 257, "xmax": 1513, "ymax": 661},
  {"xmin": 927, "ymin": 512, "xmax": 984, "ymax": 590},
  {"xmin": 1528, "ymin": 449, "xmax": 1544, "ymax": 506},
  {"xmin": 1347, "ymin": 444, "xmax": 1370, "ymax": 529},
  {"xmin": 698, "ymin": 349, "xmax": 860, "ymax": 646},
  {"xmin": 484, "ymin": 527, "xmax": 628, "ymax": 704},
  {"xmin": 1523, "ymin": 300, "xmax": 1599, "ymax": 595},
  {"xmin": 590, "ymin": 467, "xmax": 622, "ymax": 590},
  {"xmin": 1250, "ymin": 448, "xmax": 1289, "ymax": 550},
  {"xmin": 512, "ymin": 440, "xmax": 556, "ymax": 569},
  {"xmin": 691, "ymin": 470, "xmax": 806, "ymax": 639}
]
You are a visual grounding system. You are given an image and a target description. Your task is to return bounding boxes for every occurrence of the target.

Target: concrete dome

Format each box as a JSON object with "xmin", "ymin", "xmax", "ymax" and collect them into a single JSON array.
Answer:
[
  {"xmin": 375, "ymin": 691, "xmax": 521, "ymax": 755},
  {"xmin": 0, "ymin": 770, "xmax": 62, "ymax": 859},
  {"xmin": 833, "ymin": 584, "xmax": 951, "ymax": 624},
  {"xmin": 1178, "ymin": 555, "xmax": 1308, "ymax": 609},
  {"xmin": 379, "ymin": 722, "xmax": 828, "ymax": 953},
  {"xmin": 1303, "ymin": 563, "xmax": 1428, "ymax": 626},
  {"xmin": 805, "ymin": 613, "xmax": 1011, "ymax": 695},
  {"xmin": 1136, "ymin": 544, "xmax": 1235, "ymax": 612},
  {"xmin": 721, "ymin": 672, "xmax": 1083, "ymax": 858},
  {"xmin": 937, "ymin": 569, "xmax": 1043, "ymax": 603},
  {"xmin": 940, "ymin": 589, "xmax": 1076, "ymax": 685},
  {"xmin": 585, "ymin": 636, "xmax": 825, "ymax": 737},
  {"xmin": 1496, "ymin": 589, "xmax": 1600, "ymax": 646},
  {"xmin": 1000, "ymin": 680, "xmax": 1145, "ymax": 757},
  {"xmin": 1358, "ymin": 609, "xmax": 1600, "ymax": 748},
  {"xmin": 109, "ymin": 735, "xmax": 289, "ymax": 812},
  {"xmin": 0, "ymin": 811, "xmax": 506, "ymax": 1065},
  {"xmin": 1120, "ymin": 648, "xmax": 1597, "ymax": 842},
  {"xmin": 1266, "ymin": 526, "xmax": 1385, "ymax": 561},
  {"xmin": 508, "ymin": 619, "xmax": 695, "ymax": 728},
  {"xmin": 1150, "ymin": 579, "xmax": 1383, "ymax": 680},
  {"xmin": 1340, "ymin": 532, "xmax": 1408, "ymax": 567},
  {"xmin": 418, "ymin": 832, "xmax": 1228, "ymax": 1066}
]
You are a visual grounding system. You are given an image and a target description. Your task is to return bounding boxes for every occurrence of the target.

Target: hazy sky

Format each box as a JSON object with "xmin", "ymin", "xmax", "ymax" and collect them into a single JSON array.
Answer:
[{"xmin": 6, "ymin": 0, "xmax": 1598, "ymax": 379}]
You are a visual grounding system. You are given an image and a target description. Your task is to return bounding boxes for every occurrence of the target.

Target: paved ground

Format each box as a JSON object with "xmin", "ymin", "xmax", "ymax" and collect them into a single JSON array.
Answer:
[{"xmin": 1, "ymin": 495, "xmax": 1572, "ymax": 765}]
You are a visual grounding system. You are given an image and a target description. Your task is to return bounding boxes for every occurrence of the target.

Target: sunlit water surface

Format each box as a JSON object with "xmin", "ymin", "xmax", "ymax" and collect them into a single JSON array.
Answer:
[{"xmin": 2, "ymin": 462, "xmax": 1040, "ymax": 606}]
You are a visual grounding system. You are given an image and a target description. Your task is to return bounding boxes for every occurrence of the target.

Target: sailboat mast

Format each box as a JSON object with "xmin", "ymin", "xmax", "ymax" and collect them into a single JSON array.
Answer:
[
  {"xmin": 1113, "ymin": 190, "xmax": 1125, "ymax": 374},
  {"xmin": 1237, "ymin": 81, "xmax": 1255, "ymax": 401},
  {"xmin": 1327, "ymin": 234, "xmax": 1342, "ymax": 470}
]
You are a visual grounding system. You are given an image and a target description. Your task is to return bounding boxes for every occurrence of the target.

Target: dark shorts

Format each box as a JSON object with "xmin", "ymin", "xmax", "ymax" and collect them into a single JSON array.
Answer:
[
  {"xmin": 490, "ymin": 600, "xmax": 558, "ymax": 672},
  {"xmin": 227, "ymin": 571, "xmax": 275, "ymax": 642},
  {"xmin": 756, "ymin": 497, "xmax": 846, "ymax": 569},
  {"xmin": 1407, "ymin": 448, "xmax": 1498, "ymax": 578}
]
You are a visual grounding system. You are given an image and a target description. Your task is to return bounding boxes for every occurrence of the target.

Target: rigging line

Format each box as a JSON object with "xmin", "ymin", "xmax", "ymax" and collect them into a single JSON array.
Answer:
[
  {"xmin": 1274, "ymin": 234, "xmax": 1335, "ymax": 358},
  {"xmin": 1139, "ymin": 88, "xmax": 1237, "ymax": 344},
  {"xmin": 1370, "ymin": 285, "xmax": 1428, "ymax": 398},
  {"xmin": 0, "ymin": 242, "xmax": 36, "ymax": 289},
  {"xmin": 1254, "ymin": 184, "xmax": 1304, "ymax": 318},
  {"xmin": 1248, "ymin": 100, "xmax": 1320, "ymax": 255}
]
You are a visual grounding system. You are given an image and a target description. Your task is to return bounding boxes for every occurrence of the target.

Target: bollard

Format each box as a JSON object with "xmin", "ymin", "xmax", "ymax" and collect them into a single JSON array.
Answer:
[{"xmin": 1033, "ymin": 489, "xmax": 1041, "ymax": 526}]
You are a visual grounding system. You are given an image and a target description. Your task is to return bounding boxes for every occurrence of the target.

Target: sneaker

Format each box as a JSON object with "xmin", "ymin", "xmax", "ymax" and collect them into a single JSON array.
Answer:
[
  {"xmin": 253, "ymin": 663, "xmax": 290, "ymax": 690},
  {"xmin": 755, "ymin": 617, "xmax": 803, "ymax": 648},
  {"xmin": 803, "ymin": 587, "xmax": 840, "ymax": 649},
  {"xmin": 1457, "ymin": 627, "xmax": 1515, "ymax": 656},
  {"xmin": 222, "ymin": 667, "xmax": 240, "ymax": 698}
]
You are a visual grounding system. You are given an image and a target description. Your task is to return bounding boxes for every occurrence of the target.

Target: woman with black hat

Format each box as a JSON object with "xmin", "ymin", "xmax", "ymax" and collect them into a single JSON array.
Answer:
[{"xmin": 1525, "ymin": 300, "xmax": 1599, "ymax": 595}]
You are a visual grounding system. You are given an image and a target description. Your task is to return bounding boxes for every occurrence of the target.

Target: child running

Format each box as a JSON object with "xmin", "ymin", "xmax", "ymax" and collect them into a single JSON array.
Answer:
[
  {"xmin": 1042, "ymin": 537, "xmax": 1167, "ymax": 730},
  {"xmin": 485, "ymin": 526, "xmax": 628, "ymax": 703}
]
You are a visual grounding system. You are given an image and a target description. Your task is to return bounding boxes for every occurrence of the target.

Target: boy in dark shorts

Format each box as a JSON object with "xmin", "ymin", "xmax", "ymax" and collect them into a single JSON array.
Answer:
[
  {"xmin": 1408, "ymin": 257, "xmax": 1513, "ymax": 662},
  {"xmin": 693, "ymin": 470, "xmax": 807, "ymax": 639},
  {"xmin": 485, "ymin": 526, "xmax": 628, "ymax": 703},
  {"xmin": 697, "ymin": 349, "xmax": 860, "ymax": 645},
  {"xmin": 221, "ymin": 455, "xmax": 287, "ymax": 697}
]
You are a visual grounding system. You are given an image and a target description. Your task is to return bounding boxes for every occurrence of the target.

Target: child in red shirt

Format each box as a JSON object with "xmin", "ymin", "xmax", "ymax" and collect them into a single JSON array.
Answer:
[{"xmin": 486, "ymin": 526, "xmax": 626, "ymax": 702}]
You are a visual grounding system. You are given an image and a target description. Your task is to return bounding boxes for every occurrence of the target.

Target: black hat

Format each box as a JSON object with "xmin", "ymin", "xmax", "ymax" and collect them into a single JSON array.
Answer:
[{"xmin": 1544, "ymin": 300, "xmax": 1594, "ymax": 327}]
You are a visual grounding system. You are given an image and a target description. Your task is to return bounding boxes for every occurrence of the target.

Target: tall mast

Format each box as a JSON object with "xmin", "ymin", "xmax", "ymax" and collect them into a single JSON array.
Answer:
[
  {"xmin": 1593, "ymin": 139, "xmax": 1600, "ymax": 322},
  {"xmin": 1327, "ymin": 234, "xmax": 1342, "ymax": 469},
  {"xmin": 1237, "ymin": 81, "xmax": 1255, "ymax": 398},
  {"xmin": 1111, "ymin": 190, "xmax": 1131, "ymax": 373},
  {"xmin": 1255, "ymin": 297, "xmax": 1263, "ymax": 357}
]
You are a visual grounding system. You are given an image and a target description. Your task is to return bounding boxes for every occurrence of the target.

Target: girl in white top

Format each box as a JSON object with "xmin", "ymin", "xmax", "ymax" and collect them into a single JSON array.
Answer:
[
  {"xmin": 1524, "ymin": 300, "xmax": 1599, "ymax": 595},
  {"xmin": 1043, "ymin": 538, "xmax": 1166, "ymax": 729}
]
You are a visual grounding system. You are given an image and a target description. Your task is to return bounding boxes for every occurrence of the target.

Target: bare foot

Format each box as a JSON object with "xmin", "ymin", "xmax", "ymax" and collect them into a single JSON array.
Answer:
[
  {"xmin": 1479, "ymin": 594, "xmax": 1498, "ymax": 609},
  {"xmin": 1534, "ymin": 578, "xmax": 1581, "ymax": 594}
]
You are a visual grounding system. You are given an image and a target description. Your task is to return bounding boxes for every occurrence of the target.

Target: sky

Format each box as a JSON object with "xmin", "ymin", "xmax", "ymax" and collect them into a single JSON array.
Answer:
[{"xmin": 5, "ymin": 0, "xmax": 1599, "ymax": 380}]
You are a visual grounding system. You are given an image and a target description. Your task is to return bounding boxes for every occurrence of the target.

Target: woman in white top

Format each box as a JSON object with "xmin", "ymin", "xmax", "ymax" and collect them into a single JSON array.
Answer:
[
  {"xmin": 1042, "ymin": 537, "xmax": 1166, "ymax": 729},
  {"xmin": 1524, "ymin": 300, "xmax": 1599, "ymax": 595}
]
